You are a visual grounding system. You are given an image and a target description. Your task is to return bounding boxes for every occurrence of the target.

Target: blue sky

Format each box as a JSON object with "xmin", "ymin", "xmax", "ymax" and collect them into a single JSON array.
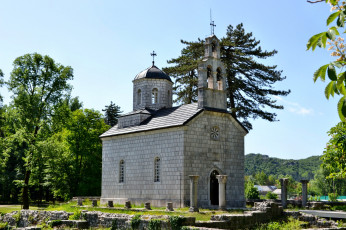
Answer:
[{"xmin": 0, "ymin": 0, "xmax": 340, "ymax": 159}]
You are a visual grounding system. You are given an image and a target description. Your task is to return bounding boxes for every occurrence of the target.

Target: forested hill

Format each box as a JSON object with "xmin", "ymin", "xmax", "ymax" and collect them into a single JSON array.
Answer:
[{"xmin": 245, "ymin": 153, "xmax": 322, "ymax": 181}]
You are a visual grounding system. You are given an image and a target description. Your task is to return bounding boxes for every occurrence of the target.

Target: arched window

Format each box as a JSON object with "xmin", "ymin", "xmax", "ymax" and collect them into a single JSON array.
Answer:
[
  {"xmin": 152, "ymin": 88, "xmax": 158, "ymax": 104},
  {"xmin": 216, "ymin": 68, "xmax": 223, "ymax": 90},
  {"xmin": 119, "ymin": 160, "xmax": 125, "ymax": 183},
  {"xmin": 207, "ymin": 66, "xmax": 213, "ymax": 89},
  {"xmin": 137, "ymin": 89, "xmax": 142, "ymax": 105},
  {"xmin": 154, "ymin": 157, "xmax": 160, "ymax": 182},
  {"xmin": 167, "ymin": 90, "xmax": 171, "ymax": 104}
]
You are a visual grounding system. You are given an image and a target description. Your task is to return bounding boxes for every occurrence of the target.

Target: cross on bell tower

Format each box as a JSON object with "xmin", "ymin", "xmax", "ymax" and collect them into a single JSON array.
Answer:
[
  {"xmin": 210, "ymin": 21, "xmax": 216, "ymax": 35},
  {"xmin": 150, "ymin": 51, "xmax": 157, "ymax": 66},
  {"xmin": 210, "ymin": 9, "xmax": 216, "ymax": 35}
]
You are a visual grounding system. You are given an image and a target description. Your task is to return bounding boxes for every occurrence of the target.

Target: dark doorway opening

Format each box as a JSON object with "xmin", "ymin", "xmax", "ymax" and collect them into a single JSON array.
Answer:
[{"xmin": 210, "ymin": 170, "xmax": 219, "ymax": 205}]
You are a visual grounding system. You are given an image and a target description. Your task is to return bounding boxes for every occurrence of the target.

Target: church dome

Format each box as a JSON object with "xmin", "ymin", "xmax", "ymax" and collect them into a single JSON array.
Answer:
[{"xmin": 134, "ymin": 65, "xmax": 172, "ymax": 82}]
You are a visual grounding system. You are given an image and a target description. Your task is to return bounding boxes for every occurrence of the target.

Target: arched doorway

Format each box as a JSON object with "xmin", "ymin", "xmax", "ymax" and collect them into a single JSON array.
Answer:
[{"xmin": 210, "ymin": 170, "xmax": 219, "ymax": 205}]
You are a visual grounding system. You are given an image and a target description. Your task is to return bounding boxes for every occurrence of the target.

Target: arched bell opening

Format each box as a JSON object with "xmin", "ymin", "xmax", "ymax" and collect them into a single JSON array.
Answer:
[{"xmin": 207, "ymin": 66, "xmax": 213, "ymax": 89}]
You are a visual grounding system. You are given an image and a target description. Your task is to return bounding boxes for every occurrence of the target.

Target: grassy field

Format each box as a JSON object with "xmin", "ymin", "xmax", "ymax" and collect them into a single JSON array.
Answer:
[
  {"xmin": 0, "ymin": 200, "xmax": 245, "ymax": 222},
  {"xmin": 0, "ymin": 205, "xmax": 40, "ymax": 214}
]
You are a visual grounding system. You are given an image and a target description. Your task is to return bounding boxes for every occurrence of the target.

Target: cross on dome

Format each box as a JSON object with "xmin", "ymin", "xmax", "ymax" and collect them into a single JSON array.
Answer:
[{"xmin": 150, "ymin": 51, "xmax": 157, "ymax": 66}]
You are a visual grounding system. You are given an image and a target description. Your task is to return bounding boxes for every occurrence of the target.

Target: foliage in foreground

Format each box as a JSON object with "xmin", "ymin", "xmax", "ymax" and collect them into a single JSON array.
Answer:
[
  {"xmin": 255, "ymin": 217, "xmax": 303, "ymax": 230},
  {"xmin": 307, "ymin": 0, "xmax": 346, "ymax": 122},
  {"xmin": 307, "ymin": 0, "xmax": 346, "ymax": 182},
  {"xmin": 322, "ymin": 122, "xmax": 346, "ymax": 179}
]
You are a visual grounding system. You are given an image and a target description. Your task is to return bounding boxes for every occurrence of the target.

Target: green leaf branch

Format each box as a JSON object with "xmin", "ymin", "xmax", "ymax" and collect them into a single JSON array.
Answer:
[{"xmin": 308, "ymin": 0, "xmax": 346, "ymax": 120}]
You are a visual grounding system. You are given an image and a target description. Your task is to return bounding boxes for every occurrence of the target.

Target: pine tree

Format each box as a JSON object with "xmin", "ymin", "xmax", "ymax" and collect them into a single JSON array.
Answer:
[
  {"xmin": 103, "ymin": 101, "xmax": 122, "ymax": 127},
  {"xmin": 164, "ymin": 23, "xmax": 290, "ymax": 130},
  {"xmin": 164, "ymin": 39, "xmax": 204, "ymax": 104},
  {"xmin": 0, "ymin": 69, "xmax": 3, "ymax": 106}
]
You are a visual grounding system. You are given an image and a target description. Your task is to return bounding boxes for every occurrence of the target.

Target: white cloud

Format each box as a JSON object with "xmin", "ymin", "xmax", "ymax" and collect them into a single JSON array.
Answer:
[
  {"xmin": 274, "ymin": 96, "xmax": 313, "ymax": 115},
  {"xmin": 288, "ymin": 107, "xmax": 313, "ymax": 115}
]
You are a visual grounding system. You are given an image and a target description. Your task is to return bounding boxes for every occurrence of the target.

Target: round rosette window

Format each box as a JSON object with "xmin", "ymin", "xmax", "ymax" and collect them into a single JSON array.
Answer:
[{"xmin": 210, "ymin": 126, "xmax": 220, "ymax": 140}]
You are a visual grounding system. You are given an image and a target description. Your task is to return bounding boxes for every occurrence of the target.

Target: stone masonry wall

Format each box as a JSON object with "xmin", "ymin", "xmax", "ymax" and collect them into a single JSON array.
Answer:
[
  {"xmin": 133, "ymin": 78, "xmax": 173, "ymax": 111},
  {"xmin": 117, "ymin": 113, "xmax": 151, "ymax": 129},
  {"xmin": 183, "ymin": 111, "xmax": 247, "ymax": 208},
  {"xmin": 101, "ymin": 127, "xmax": 185, "ymax": 207}
]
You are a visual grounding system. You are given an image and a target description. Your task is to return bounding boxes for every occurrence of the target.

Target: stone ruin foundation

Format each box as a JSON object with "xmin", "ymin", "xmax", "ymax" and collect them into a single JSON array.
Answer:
[{"xmin": 0, "ymin": 201, "xmax": 344, "ymax": 229}]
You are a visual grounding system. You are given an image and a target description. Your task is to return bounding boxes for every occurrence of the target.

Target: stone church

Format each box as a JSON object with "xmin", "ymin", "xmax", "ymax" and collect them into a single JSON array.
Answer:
[{"xmin": 100, "ymin": 35, "xmax": 248, "ymax": 208}]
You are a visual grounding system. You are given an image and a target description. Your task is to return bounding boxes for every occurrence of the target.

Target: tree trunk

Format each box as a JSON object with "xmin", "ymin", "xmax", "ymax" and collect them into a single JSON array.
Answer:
[
  {"xmin": 22, "ymin": 169, "xmax": 31, "ymax": 209},
  {"xmin": 227, "ymin": 75, "xmax": 236, "ymax": 117}
]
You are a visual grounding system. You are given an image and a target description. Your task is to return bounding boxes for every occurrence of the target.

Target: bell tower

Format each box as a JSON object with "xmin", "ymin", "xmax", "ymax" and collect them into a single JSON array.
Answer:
[{"xmin": 197, "ymin": 35, "xmax": 227, "ymax": 111}]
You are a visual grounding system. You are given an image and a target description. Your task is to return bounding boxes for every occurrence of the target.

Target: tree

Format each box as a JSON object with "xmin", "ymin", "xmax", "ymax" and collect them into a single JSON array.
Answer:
[
  {"xmin": 43, "ymin": 109, "xmax": 109, "ymax": 199},
  {"xmin": 103, "ymin": 101, "xmax": 122, "ymax": 127},
  {"xmin": 322, "ymin": 122, "xmax": 346, "ymax": 179},
  {"xmin": 0, "ymin": 69, "xmax": 5, "ymax": 137},
  {"xmin": 265, "ymin": 191, "xmax": 278, "ymax": 200},
  {"xmin": 64, "ymin": 109, "xmax": 109, "ymax": 196},
  {"xmin": 307, "ymin": 0, "xmax": 346, "ymax": 121},
  {"xmin": 0, "ymin": 69, "xmax": 3, "ymax": 104},
  {"xmin": 245, "ymin": 181, "xmax": 260, "ymax": 199},
  {"xmin": 164, "ymin": 40, "xmax": 204, "ymax": 104},
  {"xmin": 164, "ymin": 24, "xmax": 290, "ymax": 130},
  {"xmin": 7, "ymin": 53, "xmax": 73, "ymax": 209}
]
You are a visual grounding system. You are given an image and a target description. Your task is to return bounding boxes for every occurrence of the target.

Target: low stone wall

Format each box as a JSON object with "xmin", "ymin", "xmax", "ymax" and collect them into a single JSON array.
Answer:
[
  {"xmin": 247, "ymin": 199, "xmax": 346, "ymax": 209},
  {"xmin": 2, "ymin": 201, "xmax": 343, "ymax": 229},
  {"xmin": 0, "ymin": 210, "xmax": 194, "ymax": 229},
  {"xmin": 0, "ymin": 210, "xmax": 71, "ymax": 227},
  {"xmin": 284, "ymin": 211, "xmax": 342, "ymax": 229},
  {"xmin": 194, "ymin": 201, "xmax": 283, "ymax": 229}
]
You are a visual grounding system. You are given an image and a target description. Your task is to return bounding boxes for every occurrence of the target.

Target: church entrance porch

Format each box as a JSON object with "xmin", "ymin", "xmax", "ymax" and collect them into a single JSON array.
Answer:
[{"xmin": 210, "ymin": 170, "xmax": 219, "ymax": 205}]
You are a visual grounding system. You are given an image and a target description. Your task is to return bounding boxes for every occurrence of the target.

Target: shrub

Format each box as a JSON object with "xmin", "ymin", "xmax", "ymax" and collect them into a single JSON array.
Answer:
[
  {"xmin": 256, "ymin": 217, "xmax": 302, "ymax": 230},
  {"xmin": 69, "ymin": 210, "xmax": 84, "ymax": 220},
  {"xmin": 12, "ymin": 211, "xmax": 21, "ymax": 224},
  {"xmin": 329, "ymin": 192, "xmax": 338, "ymax": 202},
  {"xmin": 0, "ymin": 222, "xmax": 8, "ymax": 230},
  {"xmin": 246, "ymin": 186, "xmax": 260, "ymax": 199},
  {"xmin": 131, "ymin": 214, "xmax": 141, "ymax": 229},
  {"xmin": 333, "ymin": 205, "xmax": 346, "ymax": 211},
  {"xmin": 169, "ymin": 216, "xmax": 184, "ymax": 230},
  {"xmin": 265, "ymin": 191, "xmax": 278, "ymax": 200},
  {"xmin": 111, "ymin": 219, "xmax": 118, "ymax": 230},
  {"xmin": 337, "ymin": 220, "xmax": 346, "ymax": 227},
  {"xmin": 309, "ymin": 195, "xmax": 321, "ymax": 201},
  {"xmin": 148, "ymin": 219, "xmax": 161, "ymax": 230},
  {"xmin": 49, "ymin": 220, "xmax": 62, "ymax": 227}
]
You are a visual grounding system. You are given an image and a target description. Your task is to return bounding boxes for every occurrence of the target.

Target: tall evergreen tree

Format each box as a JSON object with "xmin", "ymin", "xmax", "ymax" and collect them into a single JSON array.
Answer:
[
  {"xmin": 0, "ymin": 69, "xmax": 3, "ymax": 104},
  {"xmin": 164, "ymin": 39, "xmax": 204, "ymax": 104},
  {"xmin": 0, "ymin": 69, "xmax": 5, "ymax": 137},
  {"xmin": 103, "ymin": 101, "xmax": 122, "ymax": 127},
  {"xmin": 164, "ymin": 23, "xmax": 290, "ymax": 130}
]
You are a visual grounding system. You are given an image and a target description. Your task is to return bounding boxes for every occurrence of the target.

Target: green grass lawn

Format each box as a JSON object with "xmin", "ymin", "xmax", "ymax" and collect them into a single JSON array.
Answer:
[
  {"xmin": 0, "ymin": 200, "xmax": 244, "ymax": 222},
  {"xmin": 0, "ymin": 205, "xmax": 40, "ymax": 214}
]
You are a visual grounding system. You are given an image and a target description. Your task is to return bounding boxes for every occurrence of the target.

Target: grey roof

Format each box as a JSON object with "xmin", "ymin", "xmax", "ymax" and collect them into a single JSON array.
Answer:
[
  {"xmin": 119, "ymin": 109, "xmax": 152, "ymax": 117},
  {"xmin": 100, "ymin": 103, "xmax": 202, "ymax": 138},
  {"xmin": 254, "ymin": 185, "xmax": 277, "ymax": 192},
  {"xmin": 134, "ymin": 65, "xmax": 172, "ymax": 82}
]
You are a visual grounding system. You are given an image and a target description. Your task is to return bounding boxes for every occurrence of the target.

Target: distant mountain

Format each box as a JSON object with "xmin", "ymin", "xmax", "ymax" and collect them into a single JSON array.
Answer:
[{"xmin": 245, "ymin": 153, "xmax": 322, "ymax": 181}]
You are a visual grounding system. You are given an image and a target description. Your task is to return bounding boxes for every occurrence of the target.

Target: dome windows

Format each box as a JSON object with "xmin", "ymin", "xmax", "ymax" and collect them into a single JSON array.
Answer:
[
  {"xmin": 137, "ymin": 89, "xmax": 142, "ymax": 105},
  {"xmin": 152, "ymin": 88, "xmax": 158, "ymax": 104}
]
